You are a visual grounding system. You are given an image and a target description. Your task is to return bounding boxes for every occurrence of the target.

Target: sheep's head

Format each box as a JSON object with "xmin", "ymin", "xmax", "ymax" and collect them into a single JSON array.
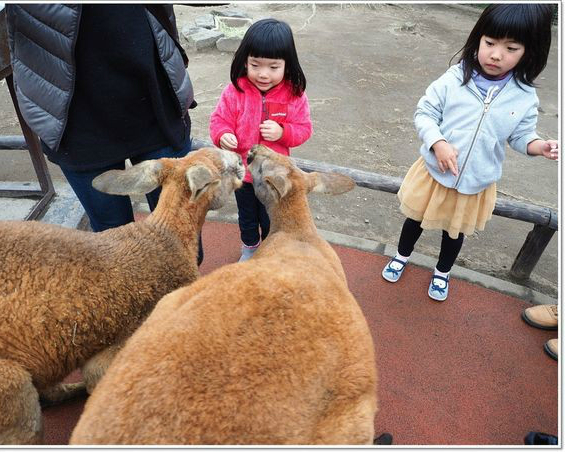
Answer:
[
  {"xmin": 190, "ymin": 147, "xmax": 245, "ymax": 209},
  {"xmin": 92, "ymin": 147, "xmax": 244, "ymax": 210},
  {"xmin": 247, "ymin": 144, "xmax": 355, "ymax": 207}
]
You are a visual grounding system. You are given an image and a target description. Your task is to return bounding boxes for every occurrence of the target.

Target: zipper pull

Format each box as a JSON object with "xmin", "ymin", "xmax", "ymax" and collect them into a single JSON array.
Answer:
[{"xmin": 483, "ymin": 85, "xmax": 498, "ymax": 112}]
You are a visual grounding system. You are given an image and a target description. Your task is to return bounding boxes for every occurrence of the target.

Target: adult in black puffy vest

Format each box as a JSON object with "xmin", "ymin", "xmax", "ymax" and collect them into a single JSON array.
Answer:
[{"xmin": 6, "ymin": 4, "xmax": 203, "ymax": 263}]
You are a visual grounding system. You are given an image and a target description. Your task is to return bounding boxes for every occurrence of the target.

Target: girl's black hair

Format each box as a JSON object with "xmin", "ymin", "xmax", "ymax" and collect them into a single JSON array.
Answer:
[
  {"xmin": 456, "ymin": 4, "xmax": 554, "ymax": 86},
  {"xmin": 230, "ymin": 18, "xmax": 306, "ymax": 97}
]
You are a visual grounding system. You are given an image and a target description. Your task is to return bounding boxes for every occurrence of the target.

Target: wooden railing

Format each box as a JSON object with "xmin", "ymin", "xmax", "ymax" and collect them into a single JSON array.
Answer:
[
  {"xmin": 294, "ymin": 157, "xmax": 557, "ymax": 281},
  {"xmin": 192, "ymin": 137, "xmax": 557, "ymax": 280},
  {"xmin": 0, "ymin": 76, "xmax": 55, "ymax": 220},
  {"xmin": 1, "ymin": 136, "xmax": 557, "ymax": 280}
]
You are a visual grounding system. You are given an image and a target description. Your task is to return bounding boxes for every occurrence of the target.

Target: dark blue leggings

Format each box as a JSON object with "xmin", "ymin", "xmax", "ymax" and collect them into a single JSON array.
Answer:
[
  {"xmin": 397, "ymin": 217, "xmax": 464, "ymax": 273},
  {"xmin": 234, "ymin": 182, "xmax": 270, "ymax": 246},
  {"xmin": 60, "ymin": 137, "xmax": 203, "ymax": 264}
]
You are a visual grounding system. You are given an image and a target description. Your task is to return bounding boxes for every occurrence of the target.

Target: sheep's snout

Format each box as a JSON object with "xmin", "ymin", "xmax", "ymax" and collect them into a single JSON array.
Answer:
[
  {"xmin": 217, "ymin": 149, "xmax": 245, "ymax": 182},
  {"xmin": 234, "ymin": 155, "xmax": 245, "ymax": 181},
  {"xmin": 247, "ymin": 144, "xmax": 266, "ymax": 164}
]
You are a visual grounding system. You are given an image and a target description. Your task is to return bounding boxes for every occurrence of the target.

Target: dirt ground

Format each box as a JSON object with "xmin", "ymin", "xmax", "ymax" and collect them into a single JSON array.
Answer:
[{"xmin": 0, "ymin": 3, "xmax": 559, "ymax": 296}]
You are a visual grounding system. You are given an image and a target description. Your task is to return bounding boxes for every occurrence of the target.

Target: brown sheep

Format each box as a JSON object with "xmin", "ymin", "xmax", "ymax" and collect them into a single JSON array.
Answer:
[
  {"xmin": 0, "ymin": 147, "xmax": 244, "ymax": 444},
  {"xmin": 70, "ymin": 144, "xmax": 377, "ymax": 445}
]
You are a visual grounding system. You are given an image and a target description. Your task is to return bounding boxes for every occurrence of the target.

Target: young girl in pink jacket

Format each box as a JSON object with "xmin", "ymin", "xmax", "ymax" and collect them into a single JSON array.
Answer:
[{"xmin": 210, "ymin": 18, "xmax": 313, "ymax": 261}]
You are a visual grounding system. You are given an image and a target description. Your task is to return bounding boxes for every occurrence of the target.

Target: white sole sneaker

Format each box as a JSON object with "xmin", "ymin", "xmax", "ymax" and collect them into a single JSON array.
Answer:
[
  {"xmin": 239, "ymin": 245, "xmax": 259, "ymax": 262},
  {"xmin": 381, "ymin": 258, "xmax": 407, "ymax": 283},
  {"xmin": 428, "ymin": 274, "xmax": 449, "ymax": 302}
]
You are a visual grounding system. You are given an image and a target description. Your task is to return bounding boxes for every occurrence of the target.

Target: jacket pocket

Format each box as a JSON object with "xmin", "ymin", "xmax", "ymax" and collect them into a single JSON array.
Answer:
[
  {"xmin": 444, "ymin": 128, "xmax": 474, "ymax": 169},
  {"xmin": 447, "ymin": 128, "xmax": 498, "ymax": 189},
  {"xmin": 465, "ymin": 130, "xmax": 498, "ymax": 184}
]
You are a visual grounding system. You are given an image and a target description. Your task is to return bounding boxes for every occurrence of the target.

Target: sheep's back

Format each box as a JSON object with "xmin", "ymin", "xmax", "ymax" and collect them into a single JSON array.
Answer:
[
  {"xmin": 71, "ymin": 246, "xmax": 376, "ymax": 444},
  {"xmin": 0, "ymin": 220, "xmax": 198, "ymax": 389}
]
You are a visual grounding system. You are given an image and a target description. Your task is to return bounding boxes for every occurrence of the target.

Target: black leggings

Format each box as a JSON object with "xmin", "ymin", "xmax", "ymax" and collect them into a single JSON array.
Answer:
[{"xmin": 397, "ymin": 218, "xmax": 464, "ymax": 273}]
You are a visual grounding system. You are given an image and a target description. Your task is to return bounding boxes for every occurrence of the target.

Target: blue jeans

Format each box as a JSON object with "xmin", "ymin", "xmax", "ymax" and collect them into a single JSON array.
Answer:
[
  {"xmin": 60, "ymin": 137, "xmax": 204, "ymax": 264},
  {"xmin": 234, "ymin": 182, "xmax": 270, "ymax": 246}
]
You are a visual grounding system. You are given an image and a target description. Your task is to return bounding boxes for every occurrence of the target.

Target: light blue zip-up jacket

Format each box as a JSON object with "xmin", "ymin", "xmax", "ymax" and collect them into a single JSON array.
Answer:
[{"xmin": 415, "ymin": 63, "xmax": 540, "ymax": 195}]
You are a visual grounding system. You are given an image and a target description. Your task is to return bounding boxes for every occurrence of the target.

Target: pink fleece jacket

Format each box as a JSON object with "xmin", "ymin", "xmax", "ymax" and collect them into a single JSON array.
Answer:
[{"xmin": 209, "ymin": 77, "xmax": 313, "ymax": 182}]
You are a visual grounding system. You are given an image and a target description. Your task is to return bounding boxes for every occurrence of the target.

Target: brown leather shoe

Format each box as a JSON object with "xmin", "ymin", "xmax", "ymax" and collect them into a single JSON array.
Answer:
[
  {"xmin": 544, "ymin": 339, "xmax": 558, "ymax": 361},
  {"xmin": 522, "ymin": 304, "xmax": 558, "ymax": 330}
]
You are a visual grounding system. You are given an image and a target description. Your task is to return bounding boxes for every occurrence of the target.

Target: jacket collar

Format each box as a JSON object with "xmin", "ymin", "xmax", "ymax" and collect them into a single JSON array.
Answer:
[{"xmin": 449, "ymin": 62, "xmax": 534, "ymax": 94}]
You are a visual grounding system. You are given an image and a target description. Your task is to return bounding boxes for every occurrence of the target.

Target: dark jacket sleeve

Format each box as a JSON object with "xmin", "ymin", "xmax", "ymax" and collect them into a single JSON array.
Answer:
[{"xmin": 145, "ymin": 4, "xmax": 188, "ymax": 67}]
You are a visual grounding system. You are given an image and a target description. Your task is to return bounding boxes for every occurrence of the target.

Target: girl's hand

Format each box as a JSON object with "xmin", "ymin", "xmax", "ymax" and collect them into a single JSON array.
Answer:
[
  {"xmin": 541, "ymin": 140, "xmax": 559, "ymax": 161},
  {"xmin": 219, "ymin": 133, "xmax": 238, "ymax": 150},
  {"xmin": 527, "ymin": 139, "xmax": 559, "ymax": 160},
  {"xmin": 259, "ymin": 120, "xmax": 283, "ymax": 141},
  {"xmin": 432, "ymin": 140, "xmax": 459, "ymax": 176}
]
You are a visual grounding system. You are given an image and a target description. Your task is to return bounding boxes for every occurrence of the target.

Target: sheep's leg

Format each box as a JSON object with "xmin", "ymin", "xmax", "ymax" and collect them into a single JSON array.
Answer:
[
  {"xmin": 81, "ymin": 343, "xmax": 123, "ymax": 394},
  {"xmin": 312, "ymin": 394, "xmax": 376, "ymax": 445},
  {"xmin": 38, "ymin": 382, "xmax": 87, "ymax": 408},
  {"xmin": 0, "ymin": 358, "xmax": 43, "ymax": 445}
]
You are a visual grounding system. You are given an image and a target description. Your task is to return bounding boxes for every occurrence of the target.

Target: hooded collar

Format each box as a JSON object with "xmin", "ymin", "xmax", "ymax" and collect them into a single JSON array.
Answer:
[{"xmin": 449, "ymin": 62, "xmax": 534, "ymax": 94}]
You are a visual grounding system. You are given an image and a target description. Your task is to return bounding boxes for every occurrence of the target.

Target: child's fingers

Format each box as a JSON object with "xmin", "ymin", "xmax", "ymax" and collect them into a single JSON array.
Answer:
[
  {"xmin": 437, "ymin": 160, "xmax": 445, "ymax": 173},
  {"xmin": 221, "ymin": 134, "xmax": 237, "ymax": 148},
  {"xmin": 542, "ymin": 142, "xmax": 558, "ymax": 160},
  {"xmin": 221, "ymin": 138, "xmax": 237, "ymax": 149},
  {"xmin": 447, "ymin": 160, "xmax": 458, "ymax": 176},
  {"xmin": 451, "ymin": 155, "xmax": 459, "ymax": 174}
]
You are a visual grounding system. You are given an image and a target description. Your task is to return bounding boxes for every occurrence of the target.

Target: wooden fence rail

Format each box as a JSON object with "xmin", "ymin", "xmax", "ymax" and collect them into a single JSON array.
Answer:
[
  {"xmin": 293, "ymin": 158, "xmax": 558, "ymax": 230},
  {"xmin": 293, "ymin": 157, "xmax": 557, "ymax": 280},
  {"xmin": 1, "ymin": 136, "xmax": 558, "ymax": 280}
]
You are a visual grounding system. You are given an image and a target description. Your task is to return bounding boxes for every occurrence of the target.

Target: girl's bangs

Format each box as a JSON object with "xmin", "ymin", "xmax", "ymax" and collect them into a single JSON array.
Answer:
[
  {"xmin": 248, "ymin": 29, "xmax": 288, "ymax": 60},
  {"xmin": 482, "ymin": 9, "xmax": 531, "ymax": 44}
]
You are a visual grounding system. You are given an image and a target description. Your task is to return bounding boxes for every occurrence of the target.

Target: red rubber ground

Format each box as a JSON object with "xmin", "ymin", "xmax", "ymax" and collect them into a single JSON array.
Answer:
[{"xmin": 41, "ymin": 220, "xmax": 557, "ymax": 446}]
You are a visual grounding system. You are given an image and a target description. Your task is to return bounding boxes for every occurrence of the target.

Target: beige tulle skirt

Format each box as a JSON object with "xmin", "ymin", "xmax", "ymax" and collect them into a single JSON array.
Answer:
[{"xmin": 398, "ymin": 157, "xmax": 496, "ymax": 239}]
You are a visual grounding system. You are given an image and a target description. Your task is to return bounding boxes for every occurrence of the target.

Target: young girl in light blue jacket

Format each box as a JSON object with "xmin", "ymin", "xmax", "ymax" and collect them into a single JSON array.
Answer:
[{"xmin": 382, "ymin": 4, "xmax": 558, "ymax": 302}]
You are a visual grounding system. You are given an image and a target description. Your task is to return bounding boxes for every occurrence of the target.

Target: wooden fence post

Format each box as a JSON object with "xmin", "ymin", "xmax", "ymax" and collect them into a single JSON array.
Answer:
[{"xmin": 509, "ymin": 224, "xmax": 556, "ymax": 280}]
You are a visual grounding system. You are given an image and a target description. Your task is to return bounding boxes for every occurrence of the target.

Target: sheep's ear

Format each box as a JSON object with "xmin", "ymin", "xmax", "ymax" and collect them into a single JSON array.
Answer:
[
  {"xmin": 186, "ymin": 165, "xmax": 220, "ymax": 202},
  {"xmin": 93, "ymin": 160, "xmax": 163, "ymax": 195},
  {"xmin": 264, "ymin": 170, "xmax": 292, "ymax": 201},
  {"xmin": 307, "ymin": 172, "xmax": 356, "ymax": 195}
]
